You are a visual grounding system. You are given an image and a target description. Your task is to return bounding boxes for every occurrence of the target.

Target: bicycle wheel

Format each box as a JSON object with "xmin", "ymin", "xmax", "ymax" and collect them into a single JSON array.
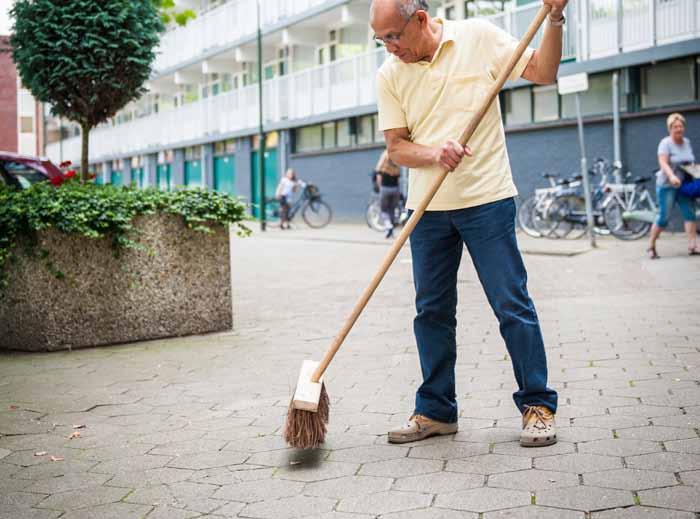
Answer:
[
  {"xmin": 555, "ymin": 195, "xmax": 588, "ymax": 240},
  {"xmin": 366, "ymin": 201, "xmax": 384, "ymax": 232},
  {"xmin": 517, "ymin": 196, "xmax": 542, "ymax": 237},
  {"xmin": 264, "ymin": 199, "xmax": 281, "ymax": 228},
  {"xmin": 533, "ymin": 198, "xmax": 560, "ymax": 238},
  {"xmin": 302, "ymin": 199, "xmax": 332, "ymax": 228},
  {"xmin": 604, "ymin": 198, "xmax": 652, "ymax": 240}
]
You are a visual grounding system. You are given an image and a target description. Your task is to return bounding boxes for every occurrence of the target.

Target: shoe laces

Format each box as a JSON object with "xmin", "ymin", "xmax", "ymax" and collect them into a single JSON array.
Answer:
[{"xmin": 523, "ymin": 406, "xmax": 552, "ymax": 431}]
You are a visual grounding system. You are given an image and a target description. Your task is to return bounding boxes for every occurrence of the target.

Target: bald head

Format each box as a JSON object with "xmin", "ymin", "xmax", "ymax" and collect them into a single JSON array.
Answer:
[{"xmin": 370, "ymin": 0, "xmax": 429, "ymax": 21}]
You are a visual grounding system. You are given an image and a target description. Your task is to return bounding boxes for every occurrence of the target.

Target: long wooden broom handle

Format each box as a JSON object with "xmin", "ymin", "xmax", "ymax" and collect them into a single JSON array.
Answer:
[{"xmin": 312, "ymin": 4, "xmax": 552, "ymax": 383}]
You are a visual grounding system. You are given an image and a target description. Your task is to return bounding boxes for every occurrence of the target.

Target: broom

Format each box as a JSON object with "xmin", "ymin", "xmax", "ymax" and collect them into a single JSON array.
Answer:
[{"xmin": 284, "ymin": 4, "xmax": 552, "ymax": 449}]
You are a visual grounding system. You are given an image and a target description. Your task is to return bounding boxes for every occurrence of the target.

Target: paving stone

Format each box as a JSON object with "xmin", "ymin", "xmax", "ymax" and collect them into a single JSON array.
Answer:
[
  {"xmin": 359, "ymin": 457, "xmax": 443, "ymax": 477},
  {"xmin": 205, "ymin": 501, "xmax": 245, "ymax": 517},
  {"xmin": 55, "ymin": 502, "xmax": 151, "ymax": 519},
  {"xmin": 191, "ymin": 466, "xmax": 274, "ymax": 486},
  {"xmin": 213, "ymin": 477, "xmax": 304, "ymax": 502},
  {"xmin": 274, "ymin": 460, "xmax": 359, "ymax": 482},
  {"xmin": 577, "ymin": 439, "xmax": 662, "ymax": 457},
  {"xmin": 488, "ymin": 469, "xmax": 579, "ymax": 491},
  {"xmin": 492, "ymin": 441, "xmax": 576, "ymax": 457},
  {"xmin": 0, "ymin": 506, "xmax": 62, "ymax": 519},
  {"xmin": 0, "ymin": 491, "xmax": 47, "ymax": 508},
  {"xmin": 591, "ymin": 506, "xmax": 695, "ymax": 518},
  {"xmin": 327, "ymin": 445, "xmax": 408, "ymax": 463},
  {"xmin": 393, "ymin": 471, "xmax": 483, "ymax": 493},
  {"xmin": 483, "ymin": 506, "xmax": 585, "ymax": 518},
  {"xmin": 446, "ymin": 454, "xmax": 531, "ymax": 475},
  {"xmin": 639, "ymin": 486, "xmax": 700, "ymax": 512},
  {"xmin": 616, "ymin": 425, "xmax": 698, "ymax": 442},
  {"xmin": 26, "ymin": 472, "xmax": 112, "ymax": 494},
  {"xmin": 246, "ymin": 449, "xmax": 327, "ymax": 468},
  {"xmin": 665, "ymin": 438, "xmax": 700, "ymax": 454},
  {"xmin": 626, "ymin": 452, "xmax": 700, "ymax": 472},
  {"xmin": 435, "ymin": 487, "xmax": 530, "ymax": 513},
  {"xmin": 305, "ymin": 475, "xmax": 393, "ymax": 498},
  {"xmin": 35, "ymin": 486, "xmax": 129, "ymax": 511},
  {"xmin": 534, "ymin": 453, "xmax": 623, "ymax": 473},
  {"xmin": 381, "ymin": 508, "xmax": 478, "ymax": 519},
  {"xmin": 337, "ymin": 490, "xmax": 432, "ymax": 515},
  {"xmin": 679, "ymin": 470, "xmax": 700, "ymax": 486},
  {"xmin": 583, "ymin": 468, "xmax": 679, "ymax": 490},
  {"xmin": 239, "ymin": 495, "xmax": 337, "ymax": 519},
  {"xmin": 138, "ymin": 505, "xmax": 201, "ymax": 519},
  {"xmin": 0, "ymin": 448, "xmax": 10, "ymax": 460},
  {"xmin": 166, "ymin": 451, "xmax": 248, "ymax": 470},
  {"xmin": 652, "ymin": 414, "xmax": 700, "ymax": 429},
  {"xmin": 149, "ymin": 439, "xmax": 228, "ymax": 456},
  {"xmin": 91, "ymin": 454, "xmax": 173, "ymax": 474},
  {"xmin": 572, "ymin": 415, "xmax": 649, "ymax": 429},
  {"xmin": 608, "ymin": 405, "xmax": 683, "ymax": 417},
  {"xmin": 106, "ymin": 467, "xmax": 195, "ymax": 487},
  {"xmin": 453, "ymin": 428, "xmax": 520, "ymax": 444},
  {"xmin": 408, "ymin": 441, "xmax": 489, "ymax": 460},
  {"xmin": 536, "ymin": 485, "xmax": 635, "ymax": 511},
  {"xmin": 125, "ymin": 481, "xmax": 218, "ymax": 508}
]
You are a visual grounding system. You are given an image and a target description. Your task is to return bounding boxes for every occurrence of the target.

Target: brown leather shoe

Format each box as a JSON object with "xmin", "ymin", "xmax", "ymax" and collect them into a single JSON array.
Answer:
[
  {"xmin": 520, "ymin": 405, "xmax": 557, "ymax": 447},
  {"xmin": 387, "ymin": 414, "xmax": 458, "ymax": 444}
]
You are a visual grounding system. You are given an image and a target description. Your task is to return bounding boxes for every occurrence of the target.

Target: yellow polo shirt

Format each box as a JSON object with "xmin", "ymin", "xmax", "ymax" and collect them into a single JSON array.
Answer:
[{"xmin": 376, "ymin": 18, "xmax": 534, "ymax": 211}]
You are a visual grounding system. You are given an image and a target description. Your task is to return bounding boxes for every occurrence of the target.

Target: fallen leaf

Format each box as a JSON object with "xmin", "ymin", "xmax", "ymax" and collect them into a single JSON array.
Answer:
[
  {"xmin": 68, "ymin": 431, "xmax": 81, "ymax": 440},
  {"xmin": 9, "ymin": 405, "xmax": 18, "ymax": 410},
  {"xmin": 34, "ymin": 451, "xmax": 47, "ymax": 457},
  {"xmin": 72, "ymin": 424, "xmax": 86, "ymax": 430},
  {"xmin": 289, "ymin": 460, "xmax": 302, "ymax": 465},
  {"xmin": 50, "ymin": 456, "xmax": 64, "ymax": 462}
]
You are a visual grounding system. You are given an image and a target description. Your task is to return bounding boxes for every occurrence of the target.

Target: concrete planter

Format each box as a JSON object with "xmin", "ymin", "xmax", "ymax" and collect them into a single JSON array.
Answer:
[{"xmin": 0, "ymin": 214, "xmax": 232, "ymax": 352}]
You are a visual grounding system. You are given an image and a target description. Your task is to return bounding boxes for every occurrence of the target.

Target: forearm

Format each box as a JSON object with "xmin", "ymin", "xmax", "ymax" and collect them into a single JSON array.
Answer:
[
  {"xmin": 387, "ymin": 138, "xmax": 437, "ymax": 169},
  {"xmin": 536, "ymin": 22, "xmax": 563, "ymax": 83}
]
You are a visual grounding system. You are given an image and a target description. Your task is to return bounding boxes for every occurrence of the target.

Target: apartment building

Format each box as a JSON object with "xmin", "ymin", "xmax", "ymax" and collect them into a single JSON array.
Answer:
[{"xmin": 44, "ymin": 0, "xmax": 700, "ymax": 218}]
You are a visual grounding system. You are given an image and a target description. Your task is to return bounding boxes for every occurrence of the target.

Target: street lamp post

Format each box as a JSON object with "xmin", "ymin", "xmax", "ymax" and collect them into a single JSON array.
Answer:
[{"xmin": 256, "ymin": 0, "xmax": 266, "ymax": 231}]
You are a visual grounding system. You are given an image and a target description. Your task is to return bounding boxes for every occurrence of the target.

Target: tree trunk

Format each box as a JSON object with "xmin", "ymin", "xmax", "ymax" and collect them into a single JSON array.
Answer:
[{"xmin": 80, "ymin": 123, "xmax": 90, "ymax": 183}]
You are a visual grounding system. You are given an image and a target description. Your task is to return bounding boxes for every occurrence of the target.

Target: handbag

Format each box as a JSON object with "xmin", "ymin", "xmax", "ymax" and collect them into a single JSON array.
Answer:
[{"xmin": 679, "ymin": 164, "xmax": 700, "ymax": 198}]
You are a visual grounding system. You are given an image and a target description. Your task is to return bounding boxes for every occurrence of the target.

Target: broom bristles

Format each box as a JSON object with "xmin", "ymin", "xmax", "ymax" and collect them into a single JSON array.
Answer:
[{"xmin": 283, "ymin": 383, "xmax": 330, "ymax": 449}]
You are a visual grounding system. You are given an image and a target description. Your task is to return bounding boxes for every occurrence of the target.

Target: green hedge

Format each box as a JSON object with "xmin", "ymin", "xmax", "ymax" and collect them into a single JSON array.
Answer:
[{"xmin": 0, "ymin": 180, "xmax": 251, "ymax": 295}]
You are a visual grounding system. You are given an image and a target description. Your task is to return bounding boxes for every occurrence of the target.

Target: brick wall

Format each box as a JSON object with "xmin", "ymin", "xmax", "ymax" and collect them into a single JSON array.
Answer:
[{"xmin": 0, "ymin": 36, "xmax": 18, "ymax": 152}]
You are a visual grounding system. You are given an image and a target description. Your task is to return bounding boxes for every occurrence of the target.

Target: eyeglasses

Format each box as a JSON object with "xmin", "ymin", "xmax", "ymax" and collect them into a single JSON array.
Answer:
[{"xmin": 373, "ymin": 13, "xmax": 416, "ymax": 46}]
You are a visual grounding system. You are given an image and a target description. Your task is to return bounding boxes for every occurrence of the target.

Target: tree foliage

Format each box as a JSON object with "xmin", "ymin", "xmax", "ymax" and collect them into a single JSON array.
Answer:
[{"xmin": 10, "ymin": 0, "xmax": 164, "ymax": 180}]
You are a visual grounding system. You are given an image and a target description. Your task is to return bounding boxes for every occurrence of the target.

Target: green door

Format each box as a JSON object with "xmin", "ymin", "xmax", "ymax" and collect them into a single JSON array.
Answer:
[
  {"xmin": 184, "ymin": 159, "xmax": 202, "ymax": 188},
  {"xmin": 251, "ymin": 148, "xmax": 278, "ymax": 218},
  {"xmin": 214, "ymin": 155, "xmax": 236, "ymax": 195},
  {"xmin": 156, "ymin": 164, "xmax": 172, "ymax": 191},
  {"xmin": 132, "ymin": 167, "xmax": 145, "ymax": 188},
  {"xmin": 110, "ymin": 170, "xmax": 122, "ymax": 186}
]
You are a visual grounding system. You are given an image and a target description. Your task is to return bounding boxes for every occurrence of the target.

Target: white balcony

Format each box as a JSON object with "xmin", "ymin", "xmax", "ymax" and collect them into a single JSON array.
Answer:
[
  {"xmin": 46, "ymin": 0, "xmax": 700, "ymax": 165},
  {"xmin": 154, "ymin": 0, "xmax": 331, "ymax": 72}
]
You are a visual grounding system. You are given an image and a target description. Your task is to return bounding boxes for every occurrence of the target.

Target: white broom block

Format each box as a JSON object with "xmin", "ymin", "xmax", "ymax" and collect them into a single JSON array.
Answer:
[{"xmin": 292, "ymin": 360, "xmax": 324, "ymax": 412}]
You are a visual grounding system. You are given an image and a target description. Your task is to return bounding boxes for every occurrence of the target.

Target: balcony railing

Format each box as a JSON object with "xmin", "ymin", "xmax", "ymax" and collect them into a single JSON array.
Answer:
[
  {"xmin": 154, "ymin": 0, "xmax": 330, "ymax": 72},
  {"xmin": 46, "ymin": 0, "xmax": 699, "ymax": 164}
]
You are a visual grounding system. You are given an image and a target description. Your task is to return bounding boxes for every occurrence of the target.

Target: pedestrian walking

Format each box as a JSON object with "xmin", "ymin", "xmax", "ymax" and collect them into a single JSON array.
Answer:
[
  {"xmin": 647, "ymin": 113, "xmax": 698, "ymax": 258},
  {"xmin": 371, "ymin": 0, "xmax": 566, "ymax": 447},
  {"xmin": 375, "ymin": 149, "xmax": 402, "ymax": 238}
]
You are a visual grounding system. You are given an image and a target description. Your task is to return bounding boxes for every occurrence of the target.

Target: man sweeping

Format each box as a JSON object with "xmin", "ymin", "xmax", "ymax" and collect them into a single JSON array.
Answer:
[{"xmin": 371, "ymin": 0, "xmax": 566, "ymax": 446}]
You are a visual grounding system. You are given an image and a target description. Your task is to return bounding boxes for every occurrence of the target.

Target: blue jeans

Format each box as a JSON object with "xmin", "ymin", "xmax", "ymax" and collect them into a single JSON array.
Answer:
[
  {"xmin": 410, "ymin": 197, "xmax": 558, "ymax": 423},
  {"xmin": 656, "ymin": 185, "xmax": 696, "ymax": 228}
]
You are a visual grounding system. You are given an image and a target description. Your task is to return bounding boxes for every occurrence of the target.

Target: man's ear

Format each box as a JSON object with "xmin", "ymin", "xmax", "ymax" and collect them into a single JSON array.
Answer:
[{"xmin": 415, "ymin": 10, "xmax": 428, "ymax": 27}]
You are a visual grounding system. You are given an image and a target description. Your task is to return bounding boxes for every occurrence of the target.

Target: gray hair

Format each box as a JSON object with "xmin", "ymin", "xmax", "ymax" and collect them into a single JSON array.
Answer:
[{"xmin": 397, "ymin": 0, "xmax": 429, "ymax": 19}]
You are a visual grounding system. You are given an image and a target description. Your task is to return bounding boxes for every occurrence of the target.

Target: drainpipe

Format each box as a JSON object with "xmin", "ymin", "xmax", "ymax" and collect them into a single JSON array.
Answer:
[
  {"xmin": 612, "ymin": 71, "xmax": 622, "ymax": 182},
  {"xmin": 257, "ymin": 0, "xmax": 266, "ymax": 232}
]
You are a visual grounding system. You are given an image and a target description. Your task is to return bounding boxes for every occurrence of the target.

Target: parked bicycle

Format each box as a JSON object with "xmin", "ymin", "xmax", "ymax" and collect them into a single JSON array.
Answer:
[{"xmin": 265, "ymin": 183, "xmax": 333, "ymax": 229}]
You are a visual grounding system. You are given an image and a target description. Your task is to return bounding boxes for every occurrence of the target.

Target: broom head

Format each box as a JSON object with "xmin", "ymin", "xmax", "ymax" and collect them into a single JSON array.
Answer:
[{"xmin": 284, "ymin": 360, "xmax": 330, "ymax": 449}]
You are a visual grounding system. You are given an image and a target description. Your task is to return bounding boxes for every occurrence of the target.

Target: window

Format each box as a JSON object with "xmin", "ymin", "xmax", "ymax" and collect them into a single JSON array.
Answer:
[
  {"xmin": 185, "ymin": 146, "xmax": 201, "ymax": 161},
  {"xmin": 357, "ymin": 115, "xmax": 374, "ymax": 145},
  {"xmin": 20, "ymin": 116, "xmax": 33, "ymax": 133},
  {"xmin": 504, "ymin": 87, "xmax": 532, "ymax": 125},
  {"xmin": 560, "ymin": 72, "xmax": 628, "ymax": 118},
  {"xmin": 337, "ymin": 119, "xmax": 352, "ymax": 148},
  {"xmin": 641, "ymin": 58, "xmax": 696, "ymax": 109},
  {"xmin": 445, "ymin": 5, "xmax": 456, "ymax": 19},
  {"xmin": 158, "ymin": 150, "xmax": 173, "ymax": 164},
  {"xmin": 322, "ymin": 122, "xmax": 336, "ymax": 149},
  {"xmin": 215, "ymin": 139, "xmax": 236, "ymax": 155},
  {"xmin": 533, "ymin": 85, "xmax": 559, "ymax": 122},
  {"xmin": 1, "ymin": 161, "xmax": 45, "ymax": 188},
  {"xmin": 296, "ymin": 125, "xmax": 323, "ymax": 152}
]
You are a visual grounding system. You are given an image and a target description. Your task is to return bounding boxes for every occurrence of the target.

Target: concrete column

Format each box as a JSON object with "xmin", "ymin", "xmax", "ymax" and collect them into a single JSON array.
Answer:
[
  {"xmin": 279, "ymin": 129, "xmax": 289, "ymax": 177},
  {"xmin": 203, "ymin": 143, "xmax": 214, "ymax": 190},
  {"xmin": 145, "ymin": 153, "xmax": 158, "ymax": 188},
  {"xmin": 123, "ymin": 160, "xmax": 132, "ymax": 187},
  {"xmin": 172, "ymin": 148, "xmax": 185, "ymax": 187},
  {"xmin": 235, "ymin": 137, "xmax": 252, "ymax": 209}
]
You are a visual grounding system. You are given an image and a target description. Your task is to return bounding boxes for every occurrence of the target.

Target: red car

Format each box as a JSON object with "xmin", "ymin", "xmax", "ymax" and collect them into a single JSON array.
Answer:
[{"xmin": 0, "ymin": 152, "xmax": 67, "ymax": 189}]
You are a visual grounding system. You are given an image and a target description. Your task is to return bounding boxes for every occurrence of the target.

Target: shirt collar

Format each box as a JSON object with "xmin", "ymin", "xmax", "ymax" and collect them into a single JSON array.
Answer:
[{"xmin": 425, "ymin": 18, "xmax": 455, "ymax": 65}]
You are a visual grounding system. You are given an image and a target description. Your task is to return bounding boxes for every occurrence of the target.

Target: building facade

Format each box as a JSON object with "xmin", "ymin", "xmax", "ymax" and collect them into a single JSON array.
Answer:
[
  {"xmin": 0, "ymin": 35, "xmax": 43, "ymax": 156},
  {"xmin": 44, "ymin": 0, "xmax": 700, "ymax": 220}
]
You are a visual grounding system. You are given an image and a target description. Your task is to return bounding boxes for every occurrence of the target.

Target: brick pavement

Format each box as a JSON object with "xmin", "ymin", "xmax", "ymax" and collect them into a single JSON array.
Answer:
[{"xmin": 0, "ymin": 225, "xmax": 698, "ymax": 518}]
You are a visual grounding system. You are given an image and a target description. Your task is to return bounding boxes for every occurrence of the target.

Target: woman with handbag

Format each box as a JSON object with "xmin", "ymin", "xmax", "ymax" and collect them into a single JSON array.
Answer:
[{"xmin": 647, "ymin": 113, "xmax": 698, "ymax": 258}]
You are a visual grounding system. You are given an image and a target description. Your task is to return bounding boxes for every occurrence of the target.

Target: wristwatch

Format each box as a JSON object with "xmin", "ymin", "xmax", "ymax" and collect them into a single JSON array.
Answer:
[{"xmin": 548, "ymin": 13, "xmax": 565, "ymax": 26}]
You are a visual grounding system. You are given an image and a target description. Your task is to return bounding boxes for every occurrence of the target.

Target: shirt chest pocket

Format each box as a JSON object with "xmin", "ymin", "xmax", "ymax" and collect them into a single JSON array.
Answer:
[{"xmin": 438, "ymin": 74, "xmax": 490, "ymax": 115}]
